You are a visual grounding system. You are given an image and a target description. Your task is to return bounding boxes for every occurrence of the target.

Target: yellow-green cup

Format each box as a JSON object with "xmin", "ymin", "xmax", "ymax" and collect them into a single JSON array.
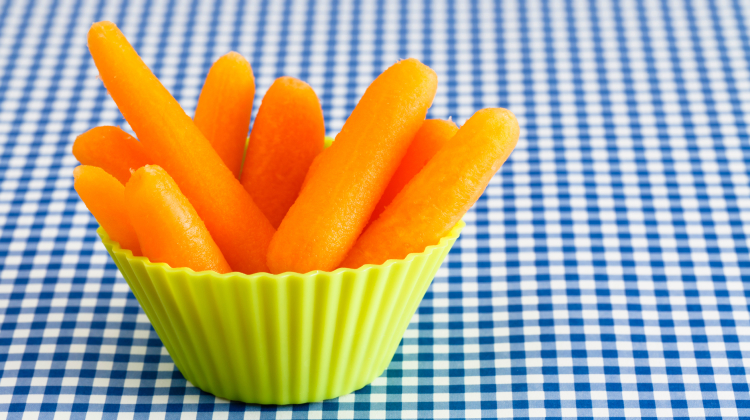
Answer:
[{"xmin": 98, "ymin": 222, "xmax": 463, "ymax": 404}]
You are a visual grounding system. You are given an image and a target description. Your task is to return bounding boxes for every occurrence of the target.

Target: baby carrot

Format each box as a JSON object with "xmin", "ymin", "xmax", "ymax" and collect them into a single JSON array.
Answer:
[
  {"xmin": 87, "ymin": 21, "xmax": 274, "ymax": 274},
  {"xmin": 241, "ymin": 76, "xmax": 324, "ymax": 228},
  {"xmin": 370, "ymin": 119, "xmax": 458, "ymax": 221},
  {"xmin": 72, "ymin": 126, "xmax": 151, "ymax": 184},
  {"xmin": 266, "ymin": 58, "xmax": 438, "ymax": 274},
  {"xmin": 73, "ymin": 165, "xmax": 141, "ymax": 256},
  {"xmin": 126, "ymin": 165, "xmax": 231, "ymax": 274},
  {"xmin": 341, "ymin": 108, "xmax": 519, "ymax": 269},
  {"xmin": 193, "ymin": 52, "xmax": 255, "ymax": 178},
  {"xmin": 299, "ymin": 146, "xmax": 329, "ymax": 192}
]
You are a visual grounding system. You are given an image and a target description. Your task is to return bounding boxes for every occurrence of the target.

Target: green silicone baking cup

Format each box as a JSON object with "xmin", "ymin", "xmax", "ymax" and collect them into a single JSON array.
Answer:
[{"xmin": 97, "ymin": 221, "xmax": 463, "ymax": 405}]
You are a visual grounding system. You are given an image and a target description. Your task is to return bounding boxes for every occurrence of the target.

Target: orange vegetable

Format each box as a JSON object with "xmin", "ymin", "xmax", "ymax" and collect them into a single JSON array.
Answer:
[
  {"xmin": 241, "ymin": 76, "xmax": 324, "ymax": 228},
  {"xmin": 72, "ymin": 126, "xmax": 151, "ymax": 184},
  {"xmin": 341, "ymin": 108, "xmax": 519, "ymax": 268},
  {"xmin": 370, "ymin": 119, "xmax": 458, "ymax": 221},
  {"xmin": 299, "ymin": 147, "xmax": 328, "ymax": 192},
  {"xmin": 87, "ymin": 21, "xmax": 274, "ymax": 274},
  {"xmin": 266, "ymin": 58, "xmax": 438, "ymax": 274},
  {"xmin": 73, "ymin": 165, "xmax": 141, "ymax": 256},
  {"xmin": 194, "ymin": 52, "xmax": 255, "ymax": 178},
  {"xmin": 125, "ymin": 165, "xmax": 231, "ymax": 274}
]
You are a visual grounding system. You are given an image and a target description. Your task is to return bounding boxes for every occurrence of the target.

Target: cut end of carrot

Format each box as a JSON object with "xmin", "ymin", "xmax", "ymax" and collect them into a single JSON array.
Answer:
[
  {"xmin": 222, "ymin": 51, "xmax": 248, "ymax": 64},
  {"xmin": 274, "ymin": 76, "xmax": 312, "ymax": 90},
  {"xmin": 128, "ymin": 165, "xmax": 175, "ymax": 193},
  {"xmin": 72, "ymin": 165, "xmax": 84, "ymax": 180},
  {"xmin": 479, "ymin": 108, "xmax": 520, "ymax": 142},
  {"xmin": 397, "ymin": 58, "xmax": 437, "ymax": 83},
  {"xmin": 88, "ymin": 21, "xmax": 117, "ymax": 44},
  {"xmin": 215, "ymin": 51, "xmax": 253, "ymax": 77},
  {"xmin": 131, "ymin": 164, "xmax": 158, "ymax": 181}
]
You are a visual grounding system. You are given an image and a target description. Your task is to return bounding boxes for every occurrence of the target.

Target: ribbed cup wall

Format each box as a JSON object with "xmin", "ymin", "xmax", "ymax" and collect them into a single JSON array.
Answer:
[{"xmin": 99, "ymin": 221, "xmax": 463, "ymax": 405}]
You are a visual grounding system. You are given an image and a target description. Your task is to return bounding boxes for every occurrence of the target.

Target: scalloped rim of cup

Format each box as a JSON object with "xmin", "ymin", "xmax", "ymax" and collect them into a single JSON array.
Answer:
[{"xmin": 97, "ymin": 220, "xmax": 465, "ymax": 280}]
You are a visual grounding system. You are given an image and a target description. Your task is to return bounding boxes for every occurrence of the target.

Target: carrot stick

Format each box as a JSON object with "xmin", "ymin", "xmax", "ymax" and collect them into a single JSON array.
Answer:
[
  {"xmin": 72, "ymin": 126, "xmax": 151, "ymax": 184},
  {"xmin": 299, "ymin": 144, "xmax": 332, "ymax": 192},
  {"xmin": 300, "ymin": 151, "xmax": 323, "ymax": 191},
  {"xmin": 193, "ymin": 52, "xmax": 255, "ymax": 178},
  {"xmin": 341, "ymin": 108, "xmax": 519, "ymax": 269},
  {"xmin": 266, "ymin": 58, "xmax": 438, "ymax": 273},
  {"xmin": 370, "ymin": 119, "xmax": 458, "ymax": 222},
  {"xmin": 73, "ymin": 165, "xmax": 141, "ymax": 256},
  {"xmin": 241, "ymin": 76, "xmax": 324, "ymax": 228},
  {"xmin": 87, "ymin": 21, "xmax": 274, "ymax": 274},
  {"xmin": 126, "ymin": 165, "xmax": 231, "ymax": 274}
]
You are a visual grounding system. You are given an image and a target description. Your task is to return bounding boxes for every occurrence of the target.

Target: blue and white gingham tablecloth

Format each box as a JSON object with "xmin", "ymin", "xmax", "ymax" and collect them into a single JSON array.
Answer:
[{"xmin": 1, "ymin": 0, "xmax": 750, "ymax": 418}]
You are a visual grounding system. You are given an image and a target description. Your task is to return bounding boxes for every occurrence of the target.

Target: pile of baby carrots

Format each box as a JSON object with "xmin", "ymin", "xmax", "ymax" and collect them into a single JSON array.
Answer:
[{"xmin": 73, "ymin": 21, "xmax": 520, "ymax": 275}]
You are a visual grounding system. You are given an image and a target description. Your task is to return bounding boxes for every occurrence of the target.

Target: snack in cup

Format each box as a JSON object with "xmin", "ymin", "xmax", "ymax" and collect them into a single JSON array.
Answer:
[{"xmin": 74, "ymin": 20, "xmax": 521, "ymax": 405}]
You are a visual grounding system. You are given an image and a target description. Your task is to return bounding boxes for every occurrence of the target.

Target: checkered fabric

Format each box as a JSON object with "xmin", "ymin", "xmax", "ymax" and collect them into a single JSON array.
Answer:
[{"xmin": 1, "ymin": 0, "xmax": 750, "ymax": 418}]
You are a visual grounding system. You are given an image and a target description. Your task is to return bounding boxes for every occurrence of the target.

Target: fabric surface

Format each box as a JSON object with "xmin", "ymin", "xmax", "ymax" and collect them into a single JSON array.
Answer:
[{"xmin": 1, "ymin": 0, "xmax": 750, "ymax": 418}]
